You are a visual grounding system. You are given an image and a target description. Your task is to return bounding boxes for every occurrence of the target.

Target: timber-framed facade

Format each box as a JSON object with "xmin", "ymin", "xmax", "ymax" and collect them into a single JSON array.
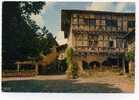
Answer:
[{"xmin": 61, "ymin": 10, "xmax": 135, "ymax": 72}]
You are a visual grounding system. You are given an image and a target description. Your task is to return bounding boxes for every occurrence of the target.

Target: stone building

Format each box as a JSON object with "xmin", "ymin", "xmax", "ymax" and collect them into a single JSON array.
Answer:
[{"xmin": 61, "ymin": 10, "xmax": 135, "ymax": 72}]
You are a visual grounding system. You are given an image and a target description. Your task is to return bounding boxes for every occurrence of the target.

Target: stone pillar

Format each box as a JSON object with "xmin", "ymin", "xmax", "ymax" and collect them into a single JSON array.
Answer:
[
  {"xmin": 35, "ymin": 63, "xmax": 38, "ymax": 75},
  {"xmin": 122, "ymin": 56, "xmax": 126, "ymax": 74},
  {"xmin": 77, "ymin": 60, "xmax": 84, "ymax": 77},
  {"xmin": 66, "ymin": 62, "xmax": 73, "ymax": 79},
  {"xmin": 94, "ymin": 63, "xmax": 97, "ymax": 70},
  {"xmin": 128, "ymin": 60, "xmax": 132, "ymax": 74}
]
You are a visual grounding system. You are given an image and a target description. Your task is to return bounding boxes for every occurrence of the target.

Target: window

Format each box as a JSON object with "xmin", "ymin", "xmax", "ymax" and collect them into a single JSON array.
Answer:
[
  {"xmin": 76, "ymin": 41, "xmax": 82, "ymax": 46},
  {"xmin": 72, "ymin": 24, "xmax": 78, "ymax": 30},
  {"xmin": 106, "ymin": 20, "xmax": 111, "ymax": 26},
  {"xmin": 82, "ymin": 41, "xmax": 88, "ymax": 46},
  {"xmin": 82, "ymin": 34, "xmax": 88, "ymax": 40},
  {"xmin": 72, "ymin": 18, "xmax": 78, "ymax": 24},
  {"xmin": 96, "ymin": 20, "xmax": 100, "ymax": 25},
  {"xmin": 79, "ymin": 18, "xmax": 90, "ymax": 25},
  {"xmin": 84, "ymin": 18, "xmax": 89, "ymax": 25},
  {"xmin": 118, "ymin": 20, "xmax": 122, "ymax": 27},
  {"xmin": 111, "ymin": 20, "xmax": 117, "ymax": 27},
  {"xmin": 98, "ymin": 41, "xmax": 103, "ymax": 47},
  {"xmin": 90, "ymin": 14, "xmax": 95, "ymax": 19},
  {"xmin": 101, "ymin": 20, "xmax": 105, "ymax": 25},
  {"xmin": 90, "ymin": 41, "xmax": 98, "ymax": 47},
  {"xmin": 102, "ymin": 16, "xmax": 105, "ymax": 19},
  {"xmin": 109, "ymin": 41, "xmax": 114, "ymax": 47},
  {"xmin": 76, "ymin": 34, "xmax": 88, "ymax": 47},
  {"xmin": 73, "ymin": 14, "xmax": 78, "ymax": 18},
  {"xmin": 103, "ymin": 41, "xmax": 109, "ymax": 47},
  {"xmin": 90, "ymin": 19, "xmax": 96, "ymax": 26},
  {"xmin": 128, "ymin": 21, "xmax": 135, "ymax": 28},
  {"xmin": 79, "ymin": 18, "xmax": 84, "ymax": 24},
  {"xmin": 79, "ymin": 25, "xmax": 84, "ymax": 30},
  {"xmin": 93, "ymin": 36, "xmax": 98, "ymax": 40},
  {"xmin": 77, "ymin": 34, "xmax": 83, "ymax": 40},
  {"xmin": 107, "ymin": 26, "xmax": 111, "ymax": 31},
  {"xmin": 98, "ymin": 35, "xmax": 103, "ymax": 40},
  {"xmin": 106, "ymin": 20, "xmax": 117, "ymax": 27},
  {"xmin": 94, "ymin": 41, "xmax": 98, "ymax": 47},
  {"xmin": 104, "ymin": 36, "xmax": 108, "ymax": 40},
  {"xmin": 116, "ymin": 39, "xmax": 120, "ymax": 48}
]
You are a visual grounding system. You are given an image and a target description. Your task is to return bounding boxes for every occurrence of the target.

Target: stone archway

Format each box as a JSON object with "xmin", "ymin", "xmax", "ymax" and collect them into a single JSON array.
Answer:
[
  {"xmin": 89, "ymin": 61, "xmax": 100, "ymax": 70},
  {"xmin": 82, "ymin": 61, "xmax": 90, "ymax": 70}
]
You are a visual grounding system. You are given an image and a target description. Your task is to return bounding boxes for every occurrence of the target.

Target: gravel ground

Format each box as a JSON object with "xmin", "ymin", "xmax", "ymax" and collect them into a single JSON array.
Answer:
[{"xmin": 2, "ymin": 71, "xmax": 134, "ymax": 93}]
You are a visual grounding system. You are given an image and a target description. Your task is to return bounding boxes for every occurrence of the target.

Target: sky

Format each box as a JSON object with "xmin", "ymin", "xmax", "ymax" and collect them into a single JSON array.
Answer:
[{"xmin": 31, "ymin": 2, "xmax": 135, "ymax": 45}]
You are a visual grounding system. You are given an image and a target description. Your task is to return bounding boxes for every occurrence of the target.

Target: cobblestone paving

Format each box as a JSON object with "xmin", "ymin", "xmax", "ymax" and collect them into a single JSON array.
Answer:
[{"xmin": 2, "ymin": 71, "xmax": 134, "ymax": 93}]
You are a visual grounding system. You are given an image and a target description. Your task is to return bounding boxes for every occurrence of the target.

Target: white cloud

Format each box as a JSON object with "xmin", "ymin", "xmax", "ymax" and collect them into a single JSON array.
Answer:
[
  {"xmin": 31, "ymin": 14, "xmax": 44, "ymax": 28},
  {"xmin": 115, "ymin": 3, "xmax": 128, "ymax": 12},
  {"xmin": 42, "ymin": 2, "xmax": 55, "ymax": 13},
  {"xmin": 86, "ymin": 2, "xmax": 115, "ymax": 12},
  {"xmin": 56, "ymin": 31, "xmax": 67, "ymax": 45},
  {"xmin": 30, "ymin": 2, "xmax": 52, "ymax": 28},
  {"xmin": 86, "ymin": 2, "xmax": 135, "ymax": 12}
]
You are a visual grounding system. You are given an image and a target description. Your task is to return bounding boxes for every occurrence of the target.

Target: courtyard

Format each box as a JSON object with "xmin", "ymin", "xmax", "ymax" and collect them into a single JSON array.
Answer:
[
  {"xmin": 2, "ymin": 70, "xmax": 134, "ymax": 93},
  {"xmin": 2, "ymin": 2, "xmax": 135, "ymax": 94}
]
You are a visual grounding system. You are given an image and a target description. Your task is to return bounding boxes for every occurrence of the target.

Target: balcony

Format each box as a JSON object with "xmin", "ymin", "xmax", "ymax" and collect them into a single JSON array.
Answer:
[{"xmin": 75, "ymin": 46, "xmax": 125, "ymax": 54}]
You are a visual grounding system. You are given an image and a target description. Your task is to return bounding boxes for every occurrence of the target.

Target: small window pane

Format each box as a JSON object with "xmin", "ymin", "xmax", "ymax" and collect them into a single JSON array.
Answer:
[{"xmin": 128, "ymin": 21, "xmax": 135, "ymax": 28}]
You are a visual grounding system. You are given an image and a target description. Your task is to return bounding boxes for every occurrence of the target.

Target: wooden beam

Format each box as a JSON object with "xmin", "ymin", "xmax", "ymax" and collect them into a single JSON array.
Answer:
[{"xmin": 17, "ymin": 64, "xmax": 20, "ymax": 72}]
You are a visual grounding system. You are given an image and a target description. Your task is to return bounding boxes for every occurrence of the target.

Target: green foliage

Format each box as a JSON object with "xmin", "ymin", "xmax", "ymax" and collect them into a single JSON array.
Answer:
[
  {"xmin": 65, "ymin": 47, "xmax": 74, "ymax": 64},
  {"xmin": 65, "ymin": 47, "xmax": 78, "ymax": 78},
  {"xmin": 36, "ymin": 27, "xmax": 58, "ymax": 55},
  {"xmin": 127, "ymin": 51, "xmax": 134, "ymax": 61},
  {"xmin": 71, "ymin": 64, "xmax": 78, "ymax": 78},
  {"xmin": 20, "ymin": 2, "xmax": 45, "ymax": 15},
  {"xmin": 2, "ymin": 2, "xmax": 57, "ymax": 69}
]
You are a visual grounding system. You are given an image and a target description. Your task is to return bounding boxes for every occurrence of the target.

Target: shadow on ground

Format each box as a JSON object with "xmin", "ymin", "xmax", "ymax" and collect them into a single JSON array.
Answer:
[{"xmin": 2, "ymin": 79, "xmax": 123, "ymax": 93}]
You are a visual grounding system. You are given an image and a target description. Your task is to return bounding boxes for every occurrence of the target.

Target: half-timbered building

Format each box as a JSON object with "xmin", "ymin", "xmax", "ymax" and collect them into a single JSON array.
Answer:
[{"xmin": 61, "ymin": 10, "xmax": 135, "ymax": 72}]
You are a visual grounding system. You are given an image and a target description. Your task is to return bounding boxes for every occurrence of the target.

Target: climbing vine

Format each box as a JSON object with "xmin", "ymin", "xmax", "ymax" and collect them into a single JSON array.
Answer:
[
  {"xmin": 65, "ymin": 47, "xmax": 78, "ymax": 79},
  {"xmin": 126, "ymin": 51, "xmax": 134, "ymax": 61}
]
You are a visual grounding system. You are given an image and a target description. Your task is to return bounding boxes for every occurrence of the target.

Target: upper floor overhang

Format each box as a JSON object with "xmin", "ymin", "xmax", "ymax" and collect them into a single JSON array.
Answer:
[{"xmin": 61, "ymin": 9, "xmax": 135, "ymax": 38}]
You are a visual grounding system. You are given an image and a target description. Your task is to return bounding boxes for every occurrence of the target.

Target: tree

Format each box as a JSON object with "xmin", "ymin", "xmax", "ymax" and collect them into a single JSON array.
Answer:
[
  {"xmin": 36, "ymin": 26, "xmax": 58, "ymax": 55},
  {"xmin": 2, "ymin": 2, "xmax": 45, "ymax": 69}
]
